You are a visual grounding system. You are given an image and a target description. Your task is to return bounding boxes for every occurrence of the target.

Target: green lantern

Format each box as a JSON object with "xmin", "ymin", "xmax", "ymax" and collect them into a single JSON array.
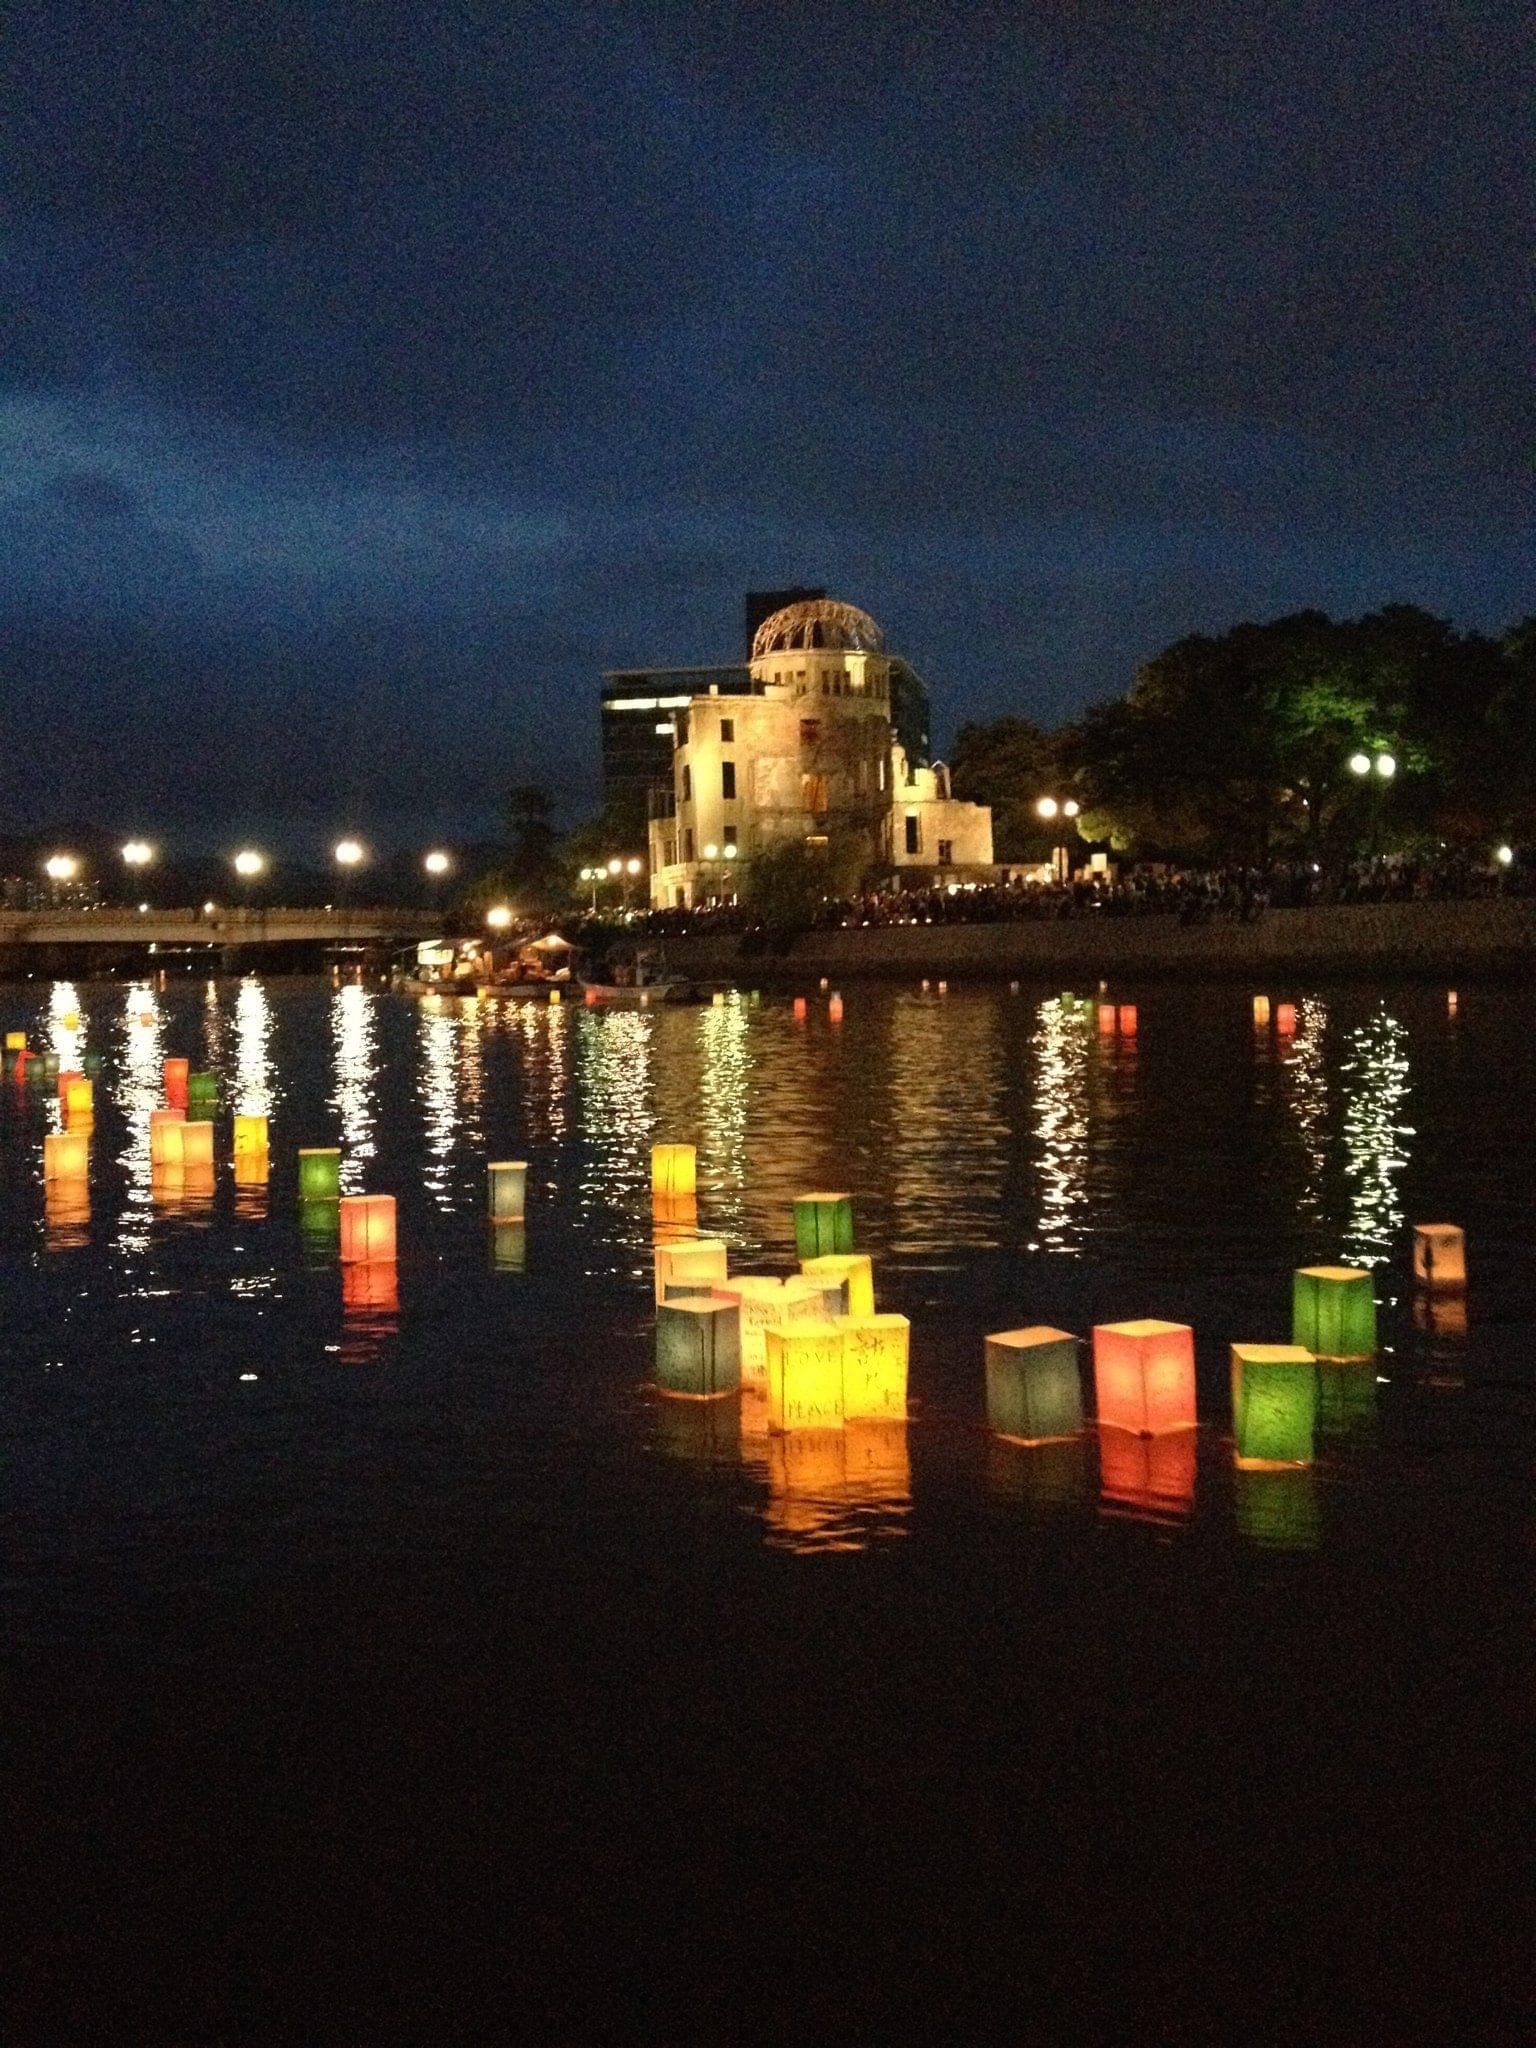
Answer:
[
  {"xmin": 655, "ymin": 1298, "xmax": 741, "ymax": 1400},
  {"xmin": 1292, "ymin": 1265, "xmax": 1376, "ymax": 1362},
  {"xmin": 298, "ymin": 1146, "xmax": 342, "ymax": 1202},
  {"xmin": 985, "ymin": 1327, "xmax": 1084, "ymax": 1444},
  {"xmin": 793, "ymin": 1192, "xmax": 853, "ymax": 1259},
  {"xmin": 186, "ymin": 1072, "xmax": 218, "ymax": 1120},
  {"xmin": 1231, "ymin": 1344, "xmax": 1317, "ymax": 1467}
]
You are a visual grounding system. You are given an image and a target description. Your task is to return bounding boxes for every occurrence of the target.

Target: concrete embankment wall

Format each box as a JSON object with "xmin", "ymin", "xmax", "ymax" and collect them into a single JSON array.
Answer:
[{"xmin": 662, "ymin": 897, "xmax": 1536, "ymax": 984}]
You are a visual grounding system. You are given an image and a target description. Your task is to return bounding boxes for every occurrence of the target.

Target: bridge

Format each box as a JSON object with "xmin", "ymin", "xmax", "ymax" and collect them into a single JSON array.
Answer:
[{"xmin": 0, "ymin": 906, "xmax": 441, "ymax": 952}]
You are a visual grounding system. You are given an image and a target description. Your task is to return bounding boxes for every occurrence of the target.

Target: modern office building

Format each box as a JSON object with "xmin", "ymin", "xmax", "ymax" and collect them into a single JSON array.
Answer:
[
  {"xmin": 599, "ymin": 664, "xmax": 750, "ymax": 824},
  {"xmin": 646, "ymin": 596, "xmax": 991, "ymax": 908}
]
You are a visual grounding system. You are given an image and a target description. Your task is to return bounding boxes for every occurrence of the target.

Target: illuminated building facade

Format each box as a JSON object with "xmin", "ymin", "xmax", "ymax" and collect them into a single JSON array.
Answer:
[{"xmin": 646, "ymin": 597, "xmax": 991, "ymax": 909}]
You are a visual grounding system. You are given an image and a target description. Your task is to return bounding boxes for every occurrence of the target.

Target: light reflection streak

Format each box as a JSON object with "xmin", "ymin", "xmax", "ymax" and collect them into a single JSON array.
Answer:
[
  {"xmin": 234, "ymin": 977, "xmax": 277, "ymax": 1117},
  {"xmin": 113, "ymin": 980, "xmax": 163, "ymax": 1253},
  {"xmin": 886, "ymin": 994, "xmax": 1006, "ymax": 1256},
  {"xmin": 1031, "ymin": 997, "xmax": 1091, "ymax": 1254},
  {"xmin": 574, "ymin": 1010, "xmax": 654, "ymax": 1260},
  {"xmin": 419, "ymin": 1007, "xmax": 461, "ymax": 1210},
  {"xmin": 1340, "ymin": 1009, "xmax": 1412, "ymax": 1267},
  {"xmin": 1277, "ymin": 997, "xmax": 1329, "ymax": 1219},
  {"xmin": 698, "ymin": 996, "xmax": 750, "ymax": 1243},
  {"xmin": 201, "ymin": 978, "xmax": 228, "ymax": 1070},
  {"xmin": 329, "ymin": 983, "xmax": 379, "ymax": 1195}
]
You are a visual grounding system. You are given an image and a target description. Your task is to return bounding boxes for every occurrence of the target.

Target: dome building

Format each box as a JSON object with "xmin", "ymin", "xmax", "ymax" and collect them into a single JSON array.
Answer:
[{"xmin": 646, "ymin": 598, "xmax": 992, "ymax": 908}]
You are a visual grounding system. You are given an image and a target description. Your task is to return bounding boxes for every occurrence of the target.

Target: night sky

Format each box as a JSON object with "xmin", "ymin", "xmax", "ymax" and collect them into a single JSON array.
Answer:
[{"xmin": 3, "ymin": 2, "xmax": 1530, "ymax": 849}]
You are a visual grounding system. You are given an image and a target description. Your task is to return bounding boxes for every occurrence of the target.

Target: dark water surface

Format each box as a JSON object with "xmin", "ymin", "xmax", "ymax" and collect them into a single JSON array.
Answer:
[{"xmin": 4, "ymin": 976, "xmax": 1531, "ymax": 2043}]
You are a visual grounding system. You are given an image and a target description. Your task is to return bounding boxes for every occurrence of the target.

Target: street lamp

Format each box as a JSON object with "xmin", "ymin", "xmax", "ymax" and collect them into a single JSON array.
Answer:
[
  {"xmin": 121, "ymin": 840, "xmax": 154, "ymax": 869},
  {"xmin": 233, "ymin": 849, "xmax": 265, "ymax": 877},
  {"xmin": 486, "ymin": 904, "xmax": 512, "ymax": 931},
  {"xmin": 44, "ymin": 853, "xmax": 80, "ymax": 883},
  {"xmin": 1374, "ymin": 753, "xmax": 1396, "ymax": 780},
  {"xmin": 424, "ymin": 850, "xmax": 451, "ymax": 877},
  {"xmin": 1035, "ymin": 797, "xmax": 1080, "ymax": 882},
  {"xmin": 1348, "ymin": 752, "xmax": 1373, "ymax": 777},
  {"xmin": 334, "ymin": 838, "xmax": 364, "ymax": 868},
  {"xmin": 1495, "ymin": 844, "xmax": 1514, "ymax": 867}
]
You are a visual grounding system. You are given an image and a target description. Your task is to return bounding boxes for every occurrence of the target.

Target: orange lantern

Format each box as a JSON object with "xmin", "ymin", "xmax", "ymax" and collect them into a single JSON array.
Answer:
[
  {"xmin": 1092, "ymin": 1319, "xmax": 1197, "ymax": 1435},
  {"xmin": 828, "ymin": 993, "xmax": 844, "ymax": 1023},
  {"xmin": 149, "ymin": 1107, "xmax": 187, "ymax": 1166},
  {"xmin": 1412, "ymin": 1223, "xmax": 1465, "ymax": 1294},
  {"xmin": 44, "ymin": 1182, "xmax": 91, "ymax": 1239},
  {"xmin": 1446, "ymin": 990, "xmax": 1458, "ymax": 1018},
  {"xmin": 1274, "ymin": 1003, "xmax": 1296, "ymax": 1036},
  {"xmin": 342, "ymin": 1261, "xmax": 399, "ymax": 1314},
  {"xmin": 1097, "ymin": 1004, "xmax": 1117, "ymax": 1035},
  {"xmin": 339, "ymin": 1193, "xmax": 397, "ymax": 1264},
  {"xmin": 163, "ymin": 1057, "xmax": 189, "ymax": 1108},
  {"xmin": 652, "ymin": 1193, "xmax": 700, "ymax": 1245},
  {"xmin": 1117, "ymin": 1005, "xmax": 1137, "ymax": 1037},
  {"xmin": 179, "ymin": 1119, "xmax": 215, "ymax": 1169},
  {"xmin": 57, "ymin": 1068, "xmax": 84, "ymax": 1105},
  {"xmin": 43, "ymin": 1129, "xmax": 89, "ymax": 1182},
  {"xmin": 792, "ymin": 997, "xmax": 807, "ymax": 1022}
]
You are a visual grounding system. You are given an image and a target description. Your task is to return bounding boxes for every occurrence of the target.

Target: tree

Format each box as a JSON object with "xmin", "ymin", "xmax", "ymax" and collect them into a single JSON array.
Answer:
[
  {"xmin": 504, "ymin": 783, "xmax": 563, "ymax": 907},
  {"xmin": 949, "ymin": 717, "xmax": 1063, "ymax": 860}
]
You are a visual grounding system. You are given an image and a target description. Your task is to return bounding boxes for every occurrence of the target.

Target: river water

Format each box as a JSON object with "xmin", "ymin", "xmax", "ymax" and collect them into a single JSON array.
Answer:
[{"xmin": 5, "ymin": 976, "xmax": 1531, "ymax": 2042}]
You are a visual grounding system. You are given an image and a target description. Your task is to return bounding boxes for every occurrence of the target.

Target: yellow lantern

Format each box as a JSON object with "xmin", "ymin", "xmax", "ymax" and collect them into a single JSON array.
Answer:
[
  {"xmin": 800, "ymin": 1252, "xmax": 874, "ymax": 1318},
  {"xmin": 839, "ymin": 1314, "xmax": 909, "ymax": 1420},
  {"xmin": 43, "ymin": 1129, "xmax": 89, "ymax": 1182},
  {"xmin": 149, "ymin": 1108, "xmax": 186, "ymax": 1166},
  {"xmin": 1253, "ymin": 995, "xmax": 1271, "ymax": 1027},
  {"xmin": 4, "ymin": 1031, "xmax": 25, "ymax": 1053},
  {"xmin": 719, "ymin": 1274, "xmax": 836, "ymax": 1385},
  {"xmin": 63, "ymin": 1078, "xmax": 94, "ymax": 1126},
  {"xmin": 765, "ymin": 1323, "xmax": 846, "ymax": 1432},
  {"xmin": 651, "ymin": 1143, "xmax": 697, "ymax": 1201},
  {"xmin": 1412, "ymin": 1223, "xmax": 1465, "ymax": 1293},
  {"xmin": 233, "ymin": 1114, "xmax": 269, "ymax": 1158},
  {"xmin": 548, "ymin": 988, "xmax": 561, "ymax": 1006},
  {"xmin": 179, "ymin": 1119, "xmax": 215, "ymax": 1169},
  {"xmin": 653, "ymin": 1236, "xmax": 728, "ymax": 1305}
]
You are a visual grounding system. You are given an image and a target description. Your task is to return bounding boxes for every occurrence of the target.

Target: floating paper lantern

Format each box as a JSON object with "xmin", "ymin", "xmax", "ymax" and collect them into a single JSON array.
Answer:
[
  {"xmin": 163, "ymin": 1057, "xmax": 189, "ymax": 1107},
  {"xmin": 819, "ymin": 978, "xmax": 830, "ymax": 994},
  {"xmin": 937, "ymin": 980, "xmax": 948, "ymax": 995},
  {"xmin": 722, "ymin": 1275, "xmax": 837, "ymax": 1383},
  {"xmin": 584, "ymin": 988, "xmax": 599, "ymax": 1007},
  {"xmin": 487, "ymin": 1160, "xmax": 528, "ymax": 1222},
  {"xmin": 41, "ymin": 1053, "xmax": 59, "ymax": 1077},
  {"xmin": 1117, "ymin": 1005, "xmax": 1137, "ymax": 1037},
  {"xmin": 1253, "ymin": 995, "xmax": 1271, "ymax": 1027},
  {"xmin": 1098, "ymin": 1428, "xmax": 1196, "ymax": 1522},
  {"xmin": 179, "ymin": 1119, "xmax": 215, "ymax": 1169},
  {"xmin": 711, "ymin": 991, "xmax": 726, "ymax": 1008},
  {"xmin": 83, "ymin": 1052, "xmax": 103, "ymax": 1076},
  {"xmin": 839, "ymin": 1314, "xmax": 909, "ymax": 1420},
  {"xmin": 828, "ymin": 994, "xmax": 844, "ymax": 1022},
  {"xmin": 1009, "ymin": 981, "xmax": 1020, "ymax": 995},
  {"xmin": 793, "ymin": 998, "xmax": 807, "ymax": 1021},
  {"xmin": 149, "ymin": 1107, "xmax": 187, "ymax": 1166},
  {"xmin": 920, "ymin": 979, "xmax": 930, "ymax": 993},
  {"xmin": 651, "ymin": 1143, "xmax": 696, "ymax": 1200},
  {"xmin": 233, "ymin": 1114, "xmax": 268, "ymax": 1157},
  {"xmin": 765, "ymin": 1323, "xmax": 846, "ymax": 1432},
  {"xmin": 57, "ymin": 1068, "xmax": 84, "ymax": 1104},
  {"xmin": 186, "ymin": 1072, "xmax": 218, "ymax": 1119},
  {"xmin": 1275, "ymin": 1003, "xmax": 1296, "ymax": 1036},
  {"xmin": 654, "ymin": 1236, "xmax": 728, "ymax": 1304},
  {"xmin": 63, "ymin": 1078, "xmax": 94, "ymax": 1124},
  {"xmin": 490, "ymin": 1221, "xmax": 526, "ymax": 1273},
  {"xmin": 793, "ymin": 1191, "xmax": 854, "ymax": 1258},
  {"xmin": 985, "ymin": 1327, "xmax": 1084, "ymax": 1445},
  {"xmin": 298, "ymin": 1147, "xmax": 342, "ymax": 1202},
  {"xmin": 655, "ymin": 1298, "xmax": 741, "ymax": 1400},
  {"xmin": 801, "ymin": 1251, "xmax": 875, "ymax": 1318},
  {"xmin": 1412, "ymin": 1223, "xmax": 1465, "ymax": 1293},
  {"xmin": 138, "ymin": 1010, "xmax": 155, "ymax": 1028},
  {"xmin": 1230, "ymin": 1343, "xmax": 1317, "ymax": 1468},
  {"xmin": 1291, "ymin": 1265, "xmax": 1375, "ymax": 1361},
  {"xmin": 1447, "ymin": 990, "xmax": 1458, "ymax": 1018},
  {"xmin": 548, "ymin": 988, "xmax": 561, "ymax": 1005},
  {"xmin": 43, "ymin": 1129, "xmax": 89, "ymax": 1182},
  {"xmin": 1092, "ymin": 1320, "xmax": 1197, "ymax": 1435},
  {"xmin": 652, "ymin": 1192, "xmax": 699, "ymax": 1245},
  {"xmin": 4, "ymin": 1031, "xmax": 24, "ymax": 1052},
  {"xmin": 1097, "ymin": 1004, "xmax": 1116, "ymax": 1035},
  {"xmin": 339, "ymin": 1193, "xmax": 397, "ymax": 1264}
]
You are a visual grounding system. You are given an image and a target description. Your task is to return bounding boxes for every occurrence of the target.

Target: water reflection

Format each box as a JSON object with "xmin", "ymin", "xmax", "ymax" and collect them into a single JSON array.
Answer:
[
  {"xmin": 987, "ymin": 1436, "xmax": 1091, "ymax": 1514},
  {"xmin": 575, "ymin": 1011, "xmax": 654, "ymax": 1259},
  {"xmin": 44, "ymin": 1182, "xmax": 91, "ymax": 1249},
  {"xmin": 1276, "ymin": 997, "xmax": 1329, "ymax": 1219},
  {"xmin": 330, "ymin": 983, "xmax": 379, "ymax": 1194},
  {"xmin": 234, "ymin": 977, "xmax": 277, "ymax": 1118},
  {"xmin": 740, "ymin": 1395, "xmax": 911, "ymax": 1553},
  {"xmin": 1098, "ymin": 1429, "xmax": 1196, "ymax": 1527},
  {"xmin": 1235, "ymin": 1468, "xmax": 1321, "ymax": 1553},
  {"xmin": 886, "ymin": 994, "xmax": 1006, "ymax": 1255},
  {"xmin": 698, "ymin": 997, "xmax": 750, "ymax": 1242},
  {"xmin": 340, "ymin": 1261, "xmax": 400, "ymax": 1365},
  {"xmin": 113, "ymin": 981, "xmax": 164, "ymax": 1255},
  {"xmin": 1031, "ymin": 998, "xmax": 1091, "ymax": 1254},
  {"xmin": 1340, "ymin": 1010, "xmax": 1412, "ymax": 1266}
]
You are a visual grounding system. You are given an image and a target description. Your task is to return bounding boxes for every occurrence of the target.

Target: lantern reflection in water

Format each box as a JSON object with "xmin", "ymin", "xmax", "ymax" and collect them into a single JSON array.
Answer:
[
  {"xmin": 1231, "ymin": 1344, "xmax": 1317, "ymax": 1468},
  {"xmin": 340, "ymin": 1260, "xmax": 400, "ymax": 1365},
  {"xmin": 839, "ymin": 1314, "xmax": 909, "ymax": 1420},
  {"xmin": 652, "ymin": 1394, "xmax": 740, "ymax": 1467},
  {"xmin": 339, "ymin": 1194, "xmax": 397, "ymax": 1264},
  {"xmin": 794, "ymin": 1192, "xmax": 854, "ymax": 1258},
  {"xmin": 1292, "ymin": 1265, "xmax": 1376, "ymax": 1361},
  {"xmin": 1412, "ymin": 1291, "xmax": 1467, "ymax": 1340},
  {"xmin": 765, "ymin": 1323, "xmax": 845, "ymax": 1432},
  {"xmin": 1316, "ymin": 1362, "xmax": 1377, "ymax": 1435},
  {"xmin": 1092, "ymin": 1320, "xmax": 1197, "ymax": 1435},
  {"xmin": 44, "ymin": 1181, "xmax": 91, "ymax": 1247},
  {"xmin": 652, "ymin": 1193, "xmax": 699, "ymax": 1245},
  {"xmin": 651, "ymin": 1143, "xmax": 696, "ymax": 1201},
  {"xmin": 1412, "ymin": 1223, "xmax": 1465, "ymax": 1293},
  {"xmin": 655, "ymin": 1298, "xmax": 741, "ymax": 1399},
  {"xmin": 299, "ymin": 1199, "xmax": 341, "ymax": 1260},
  {"xmin": 758, "ymin": 1421, "xmax": 910, "ymax": 1553},
  {"xmin": 1235, "ymin": 1469, "xmax": 1321, "ymax": 1553},
  {"xmin": 986, "ymin": 1435, "xmax": 1090, "ymax": 1512},
  {"xmin": 985, "ymin": 1327, "xmax": 1084, "ymax": 1445},
  {"xmin": 801, "ymin": 1251, "xmax": 874, "ymax": 1318},
  {"xmin": 1099, "ymin": 1428, "xmax": 1196, "ymax": 1524},
  {"xmin": 654, "ymin": 1236, "xmax": 728, "ymax": 1303},
  {"xmin": 490, "ymin": 1222, "xmax": 527, "ymax": 1273}
]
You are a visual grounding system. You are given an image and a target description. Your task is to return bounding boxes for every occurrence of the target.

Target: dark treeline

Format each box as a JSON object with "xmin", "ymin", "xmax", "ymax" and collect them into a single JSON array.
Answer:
[{"xmin": 952, "ymin": 606, "xmax": 1534, "ymax": 875}]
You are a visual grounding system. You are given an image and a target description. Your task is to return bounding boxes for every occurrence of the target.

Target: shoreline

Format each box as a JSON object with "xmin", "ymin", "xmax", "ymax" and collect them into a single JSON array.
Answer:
[{"xmin": 657, "ymin": 895, "xmax": 1536, "ymax": 984}]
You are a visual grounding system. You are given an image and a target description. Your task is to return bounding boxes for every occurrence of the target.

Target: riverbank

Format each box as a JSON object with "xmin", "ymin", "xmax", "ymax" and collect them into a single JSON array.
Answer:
[{"xmin": 661, "ymin": 895, "xmax": 1536, "ymax": 983}]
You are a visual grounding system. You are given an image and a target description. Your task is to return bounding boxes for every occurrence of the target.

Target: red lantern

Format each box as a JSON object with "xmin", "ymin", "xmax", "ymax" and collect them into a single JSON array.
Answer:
[
  {"xmin": 339, "ymin": 1194, "xmax": 397, "ymax": 1264},
  {"xmin": 1092, "ymin": 1319, "xmax": 1197, "ymax": 1435},
  {"xmin": 163, "ymin": 1057, "xmax": 190, "ymax": 1108}
]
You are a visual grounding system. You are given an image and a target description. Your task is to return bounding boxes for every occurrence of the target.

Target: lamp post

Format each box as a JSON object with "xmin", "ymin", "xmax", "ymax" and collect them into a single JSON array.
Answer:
[
  {"xmin": 43, "ymin": 852, "xmax": 80, "ymax": 908},
  {"xmin": 423, "ymin": 848, "xmax": 451, "ymax": 917},
  {"xmin": 1347, "ymin": 750, "xmax": 1396, "ymax": 858},
  {"xmin": 232, "ymin": 848, "xmax": 267, "ymax": 913},
  {"xmin": 121, "ymin": 840, "xmax": 155, "ymax": 908},
  {"xmin": 579, "ymin": 866, "xmax": 600, "ymax": 913},
  {"xmin": 1035, "ymin": 797, "xmax": 1081, "ymax": 883}
]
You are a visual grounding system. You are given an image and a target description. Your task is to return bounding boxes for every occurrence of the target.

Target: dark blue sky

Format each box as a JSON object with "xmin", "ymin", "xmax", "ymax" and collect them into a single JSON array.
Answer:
[{"xmin": 2, "ymin": 1, "xmax": 1530, "ymax": 849}]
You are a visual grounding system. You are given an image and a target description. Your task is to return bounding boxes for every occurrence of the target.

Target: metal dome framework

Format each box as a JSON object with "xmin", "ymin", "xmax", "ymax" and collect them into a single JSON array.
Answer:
[{"xmin": 751, "ymin": 597, "xmax": 885, "ymax": 660}]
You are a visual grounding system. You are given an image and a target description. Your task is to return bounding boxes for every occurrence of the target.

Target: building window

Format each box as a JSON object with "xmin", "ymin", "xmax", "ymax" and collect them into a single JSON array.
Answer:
[
  {"xmin": 722, "ymin": 760, "xmax": 736, "ymax": 800},
  {"xmin": 723, "ymin": 825, "xmax": 738, "ymax": 849},
  {"xmin": 684, "ymin": 828, "xmax": 694, "ymax": 861},
  {"xmin": 938, "ymin": 838, "xmax": 953, "ymax": 865},
  {"xmin": 800, "ymin": 719, "xmax": 820, "ymax": 745},
  {"xmin": 905, "ymin": 813, "xmax": 920, "ymax": 856},
  {"xmin": 681, "ymin": 764, "xmax": 691, "ymax": 801},
  {"xmin": 676, "ymin": 712, "xmax": 688, "ymax": 746},
  {"xmin": 720, "ymin": 718, "xmax": 734, "ymax": 742}
]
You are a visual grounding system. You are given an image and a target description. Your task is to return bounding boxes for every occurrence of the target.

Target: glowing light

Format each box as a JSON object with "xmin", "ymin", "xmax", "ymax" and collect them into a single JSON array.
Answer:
[
  {"xmin": 1063, "ymin": 799, "xmax": 1080, "ymax": 818},
  {"xmin": 485, "ymin": 905, "xmax": 512, "ymax": 930},
  {"xmin": 986, "ymin": 1327, "xmax": 1084, "ymax": 1444},
  {"xmin": 334, "ymin": 838, "xmax": 365, "ymax": 867},
  {"xmin": 703, "ymin": 843, "xmax": 718, "ymax": 859},
  {"xmin": 1412, "ymin": 1223, "xmax": 1465, "ymax": 1293},
  {"xmin": 487, "ymin": 1160, "xmax": 528, "ymax": 1222},
  {"xmin": 339, "ymin": 1193, "xmax": 397, "ymax": 1264},
  {"xmin": 626, "ymin": 857, "xmax": 642, "ymax": 875},
  {"xmin": 1292, "ymin": 1265, "xmax": 1376, "ymax": 1361},
  {"xmin": 839, "ymin": 1314, "xmax": 910, "ymax": 1420},
  {"xmin": 44, "ymin": 854, "xmax": 79, "ymax": 882},
  {"xmin": 1495, "ymin": 844, "xmax": 1513, "ymax": 866},
  {"xmin": 424, "ymin": 849, "xmax": 452, "ymax": 876},
  {"xmin": 606, "ymin": 857, "xmax": 622, "ymax": 875},
  {"xmin": 121, "ymin": 841, "xmax": 154, "ymax": 867},
  {"xmin": 298, "ymin": 1147, "xmax": 342, "ymax": 1201},
  {"xmin": 1035, "ymin": 797, "xmax": 1059, "ymax": 819},
  {"xmin": 1231, "ymin": 1344, "xmax": 1318, "ymax": 1468},
  {"xmin": 765, "ymin": 1323, "xmax": 845, "ymax": 1432},
  {"xmin": 1340, "ymin": 1009, "xmax": 1411, "ymax": 1265},
  {"xmin": 801, "ymin": 1252, "xmax": 875, "ymax": 1318},
  {"xmin": 654, "ymin": 1237, "xmax": 729, "ymax": 1305},
  {"xmin": 233, "ymin": 849, "xmax": 266, "ymax": 878},
  {"xmin": 655, "ymin": 1299, "xmax": 741, "ymax": 1400},
  {"xmin": 1374, "ymin": 752, "xmax": 1396, "ymax": 778},
  {"xmin": 1092, "ymin": 1320, "xmax": 1197, "ymax": 1435},
  {"xmin": 652, "ymin": 1143, "xmax": 697, "ymax": 1200},
  {"xmin": 1348, "ymin": 752, "xmax": 1373, "ymax": 776}
]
